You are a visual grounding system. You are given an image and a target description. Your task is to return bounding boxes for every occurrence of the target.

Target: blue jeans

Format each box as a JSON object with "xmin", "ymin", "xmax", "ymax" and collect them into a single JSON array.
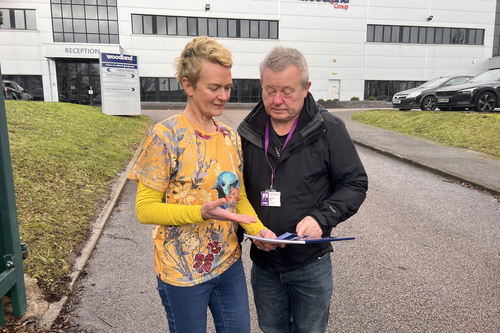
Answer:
[
  {"xmin": 156, "ymin": 258, "xmax": 250, "ymax": 333},
  {"xmin": 251, "ymin": 253, "xmax": 333, "ymax": 333}
]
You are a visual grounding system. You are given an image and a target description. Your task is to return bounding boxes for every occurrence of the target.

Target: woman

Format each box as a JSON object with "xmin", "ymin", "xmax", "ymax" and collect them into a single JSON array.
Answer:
[{"xmin": 128, "ymin": 36, "xmax": 276, "ymax": 333}]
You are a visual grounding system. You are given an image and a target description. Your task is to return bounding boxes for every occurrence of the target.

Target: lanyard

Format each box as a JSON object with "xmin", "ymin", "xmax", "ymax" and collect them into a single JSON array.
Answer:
[{"xmin": 264, "ymin": 116, "xmax": 299, "ymax": 189}]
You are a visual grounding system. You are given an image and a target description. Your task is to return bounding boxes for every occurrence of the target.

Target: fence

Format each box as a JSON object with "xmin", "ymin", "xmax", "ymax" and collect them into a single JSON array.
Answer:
[{"xmin": 0, "ymin": 68, "xmax": 27, "ymax": 326}]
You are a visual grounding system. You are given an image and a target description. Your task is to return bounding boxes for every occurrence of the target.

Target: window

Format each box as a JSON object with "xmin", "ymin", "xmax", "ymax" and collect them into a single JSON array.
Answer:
[
  {"xmin": 50, "ymin": 0, "xmax": 119, "ymax": 44},
  {"xmin": 367, "ymin": 24, "xmax": 484, "ymax": 46},
  {"xmin": 0, "ymin": 9, "xmax": 37, "ymax": 30},
  {"xmin": 139, "ymin": 78, "xmax": 261, "ymax": 103},
  {"xmin": 364, "ymin": 80, "xmax": 426, "ymax": 102},
  {"xmin": 131, "ymin": 15, "xmax": 279, "ymax": 40},
  {"xmin": 2, "ymin": 75, "xmax": 43, "ymax": 101}
]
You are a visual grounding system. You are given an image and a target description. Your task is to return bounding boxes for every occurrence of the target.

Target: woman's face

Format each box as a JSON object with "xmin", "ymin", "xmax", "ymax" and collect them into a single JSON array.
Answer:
[{"xmin": 184, "ymin": 59, "xmax": 232, "ymax": 119}]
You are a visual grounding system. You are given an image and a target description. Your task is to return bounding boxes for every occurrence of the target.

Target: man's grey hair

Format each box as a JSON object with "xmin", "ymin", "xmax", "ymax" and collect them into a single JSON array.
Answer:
[{"xmin": 259, "ymin": 46, "xmax": 310, "ymax": 89}]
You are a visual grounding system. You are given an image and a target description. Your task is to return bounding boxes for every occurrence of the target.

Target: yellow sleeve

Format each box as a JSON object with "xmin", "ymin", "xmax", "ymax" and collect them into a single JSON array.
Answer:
[
  {"xmin": 135, "ymin": 181, "xmax": 206, "ymax": 225},
  {"xmin": 236, "ymin": 183, "xmax": 266, "ymax": 236}
]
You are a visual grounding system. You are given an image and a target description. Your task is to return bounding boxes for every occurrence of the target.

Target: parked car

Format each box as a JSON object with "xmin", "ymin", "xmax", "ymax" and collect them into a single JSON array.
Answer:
[
  {"xmin": 2, "ymin": 80, "xmax": 34, "ymax": 101},
  {"xmin": 392, "ymin": 76, "xmax": 472, "ymax": 111},
  {"xmin": 435, "ymin": 68, "xmax": 500, "ymax": 112}
]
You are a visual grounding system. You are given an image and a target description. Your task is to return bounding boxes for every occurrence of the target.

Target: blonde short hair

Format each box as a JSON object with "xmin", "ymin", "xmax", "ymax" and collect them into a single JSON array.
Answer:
[{"xmin": 175, "ymin": 36, "xmax": 233, "ymax": 87}]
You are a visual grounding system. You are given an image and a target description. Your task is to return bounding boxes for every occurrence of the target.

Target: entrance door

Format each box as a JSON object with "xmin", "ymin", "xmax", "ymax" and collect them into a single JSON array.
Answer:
[
  {"xmin": 56, "ymin": 60, "xmax": 100, "ymax": 105},
  {"xmin": 328, "ymin": 80, "xmax": 340, "ymax": 100}
]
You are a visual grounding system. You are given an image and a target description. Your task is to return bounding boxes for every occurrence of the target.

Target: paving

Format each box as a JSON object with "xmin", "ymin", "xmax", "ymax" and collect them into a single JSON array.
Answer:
[{"xmin": 38, "ymin": 107, "xmax": 500, "ymax": 332}]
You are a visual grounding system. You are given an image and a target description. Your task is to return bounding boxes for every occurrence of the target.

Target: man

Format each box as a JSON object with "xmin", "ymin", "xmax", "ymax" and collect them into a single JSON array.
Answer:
[{"xmin": 237, "ymin": 46, "xmax": 368, "ymax": 333}]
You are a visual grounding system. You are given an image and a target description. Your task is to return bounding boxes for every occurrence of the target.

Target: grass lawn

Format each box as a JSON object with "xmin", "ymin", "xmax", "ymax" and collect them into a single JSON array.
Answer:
[
  {"xmin": 351, "ymin": 110, "xmax": 500, "ymax": 159},
  {"xmin": 4, "ymin": 101, "xmax": 151, "ymax": 297}
]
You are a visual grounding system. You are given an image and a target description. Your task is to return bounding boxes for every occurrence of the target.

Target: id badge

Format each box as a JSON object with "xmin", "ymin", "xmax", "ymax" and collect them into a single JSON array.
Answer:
[{"xmin": 261, "ymin": 190, "xmax": 281, "ymax": 207}]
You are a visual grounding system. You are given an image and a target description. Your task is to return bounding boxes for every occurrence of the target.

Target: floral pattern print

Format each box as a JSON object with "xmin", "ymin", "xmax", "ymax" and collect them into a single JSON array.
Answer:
[{"xmin": 129, "ymin": 113, "xmax": 243, "ymax": 286}]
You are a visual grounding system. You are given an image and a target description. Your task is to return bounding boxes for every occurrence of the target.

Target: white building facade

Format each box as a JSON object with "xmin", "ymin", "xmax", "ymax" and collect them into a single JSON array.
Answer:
[{"xmin": 1, "ymin": 0, "xmax": 500, "ymax": 104}]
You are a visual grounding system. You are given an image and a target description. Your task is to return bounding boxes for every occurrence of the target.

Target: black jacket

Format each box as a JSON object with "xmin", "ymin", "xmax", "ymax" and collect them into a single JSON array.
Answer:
[{"xmin": 237, "ymin": 93, "xmax": 368, "ymax": 273}]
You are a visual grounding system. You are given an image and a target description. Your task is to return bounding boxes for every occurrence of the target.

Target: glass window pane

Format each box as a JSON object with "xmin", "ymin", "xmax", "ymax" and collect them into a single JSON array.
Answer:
[
  {"xmin": 14, "ymin": 10, "xmax": 26, "ymax": 29},
  {"xmin": 74, "ymin": 33, "xmax": 86, "ymax": 43},
  {"xmin": 144, "ymin": 16, "xmax": 153, "ymax": 34},
  {"xmin": 108, "ymin": 0, "xmax": 117, "ymax": 5},
  {"xmin": 87, "ymin": 19, "xmax": 98, "ymax": 33},
  {"xmin": 54, "ymin": 32, "xmax": 64, "ymax": 42},
  {"xmin": 98, "ymin": 6, "xmax": 107, "ymax": 19},
  {"xmin": 426, "ymin": 27, "xmax": 434, "ymax": 43},
  {"xmin": 108, "ymin": 7, "xmax": 117, "ymax": 20},
  {"xmin": 87, "ymin": 34, "xmax": 99, "ymax": 42},
  {"xmin": 435, "ymin": 28, "xmax": 443, "ymax": 44},
  {"xmin": 366, "ymin": 25, "xmax": 374, "ymax": 42},
  {"xmin": 418, "ymin": 27, "xmax": 426, "ymax": 43},
  {"xmin": 240, "ymin": 20, "xmax": 249, "ymax": 38},
  {"xmin": 198, "ymin": 18, "xmax": 207, "ymax": 36},
  {"xmin": 259, "ymin": 21, "xmax": 268, "ymax": 39},
  {"xmin": 451, "ymin": 28, "xmax": 465, "ymax": 44},
  {"xmin": 410, "ymin": 26, "xmax": 418, "ymax": 43},
  {"xmin": 26, "ymin": 10, "xmax": 37, "ymax": 30},
  {"xmin": 97, "ymin": 0, "xmax": 106, "ymax": 5},
  {"xmin": 178, "ymin": 17, "xmax": 187, "ymax": 35},
  {"xmin": 53, "ymin": 18, "xmax": 63, "ymax": 32},
  {"xmin": 402, "ymin": 27, "xmax": 410, "ymax": 43},
  {"xmin": 64, "ymin": 33, "xmax": 74, "ymax": 42},
  {"xmin": 157, "ymin": 16, "xmax": 166, "ymax": 35},
  {"xmin": 99, "ymin": 20, "xmax": 108, "ymax": 33},
  {"xmin": 476, "ymin": 30, "xmax": 484, "ymax": 45},
  {"xmin": 228, "ymin": 19, "xmax": 237, "ymax": 37},
  {"xmin": 167, "ymin": 17, "xmax": 176, "ymax": 35},
  {"xmin": 73, "ymin": 0, "xmax": 84, "ymax": 3},
  {"xmin": 383, "ymin": 26, "xmax": 391, "ymax": 42},
  {"xmin": 374, "ymin": 25, "xmax": 383, "ymax": 42},
  {"xmin": 100, "ymin": 34, "xmax": 110, "ymax": 43},
  {"xmin": 109, "ymin": 34, "xmax": 118, "ymax": 43},
  {"xmin": 188, "ymin": 17, "xmax": 197, "ymax": 36},
  {"xmin": 73, "ymin": 5, "xmax": 85, "ymax": 19},
  {"xmin": 250, "ymin": 21, "xmax": 258, "ymax": 38},
  {"xmin": 218, "ymin": 19, "xmax": 227, "ymax": 37},
  {"xmin": 86, "ymin": 5, "xmax": 97, "ymax": 19},
  {"xmin": 270, "ymin": 21, "xmax": 278, "ymax": 39},
  {"xmin": 63, "ymin": 19, "xmax": 73, "ymax": 32},
  {"xmin": 62, "ymin": 5, "xmax": 72, "ymax": 18},
  {"xmin": 85, "ymin": 0, "xmax": 97, "ymax": 4},
  {"xmin": 108, "ymin": 20, "xmax": 118, "ymax": 34},
  {"xmin": 52, "ymin": 5, "xmax": 62, "ymax": 18},
  {"xmin": 132, "ymin": 15, "xmax": 142, "ymax": 34},
  {"xmin": 208, "ymin": 18, "xmax": 217, "ymax": 36},
  {"xmin": 468, "ymin": 29, "xmax": 476, "ymax": 45},
  {"xmin": 391, "ymin": 26, "xmax": 400, "ymax": 42},
  {"xmin": 442, "ymin": 28, "xmax": 451, "ymax": 44},
  {"xmin": 74, "ymin": 19, "xmax": 86, "ymax": 33}
]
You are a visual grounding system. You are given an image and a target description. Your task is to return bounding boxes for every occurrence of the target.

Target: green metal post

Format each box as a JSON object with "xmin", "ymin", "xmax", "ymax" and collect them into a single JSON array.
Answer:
[{"xmin": 0, "ymin": 65, "xmax": 27, "ymax": 326}]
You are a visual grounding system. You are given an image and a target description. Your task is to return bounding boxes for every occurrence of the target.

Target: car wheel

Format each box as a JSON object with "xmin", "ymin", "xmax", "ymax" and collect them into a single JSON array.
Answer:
[
  {"xmin": 10, "ymin": 94, "xmax": 18, "ymax": 100},
  {"xmin": 475, "ymin": 92, "xmax": 497, "ymax": 112},
  {"xmin": 420, "ymin": 96, "xmax": 436, "ymax": 111}
]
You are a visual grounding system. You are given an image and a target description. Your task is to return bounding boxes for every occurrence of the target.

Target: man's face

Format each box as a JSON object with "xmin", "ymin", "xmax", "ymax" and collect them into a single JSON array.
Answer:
[{"xmin": 261, "ymin": 65, "xmax": 311, "ymax": 124}]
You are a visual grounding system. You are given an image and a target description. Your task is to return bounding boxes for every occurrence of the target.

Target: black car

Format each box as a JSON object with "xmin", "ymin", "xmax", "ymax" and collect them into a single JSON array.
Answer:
[
  {"xmin": 435, "ymin": 69, "xmax": 500, "ymax": 112},
  {"xmin": 2, "ymin": 80, "xmax": 34, "ymax": 101},
  {"xmin": 392, "ymin": 76, "xmax": 472, "ymax": 111}
]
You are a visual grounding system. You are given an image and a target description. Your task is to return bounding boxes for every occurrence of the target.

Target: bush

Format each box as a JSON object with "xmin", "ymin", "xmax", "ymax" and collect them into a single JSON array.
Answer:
[
  {"xmin": 350, "ymin": 96, "xmax": 360, "ymax": 101},
  {"xmin": 318, "ymin": 98, "xmax": 325, "ymax": 102},
  {"xmin": 333, "ymin": 98, "xmax": 339, "ymax": 101},
  {"xmin": 369, "ymin": 96, "xmax": 376, "ymax": 100},
  {"xmin": 326, "ymin": 99, "xmax": 332, "ymax": 102}
]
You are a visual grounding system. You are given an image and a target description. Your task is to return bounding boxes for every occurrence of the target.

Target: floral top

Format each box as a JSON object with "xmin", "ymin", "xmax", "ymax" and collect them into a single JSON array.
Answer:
[{"xmin": 128, "ymin": 113, "xmax": 245, "ymax": 286}]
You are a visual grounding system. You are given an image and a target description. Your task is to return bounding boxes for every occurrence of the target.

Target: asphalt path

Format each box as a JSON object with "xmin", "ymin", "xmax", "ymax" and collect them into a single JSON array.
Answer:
[{"xmin": 63, "ymin": 109, "xmax": 500, "ymax": 332}]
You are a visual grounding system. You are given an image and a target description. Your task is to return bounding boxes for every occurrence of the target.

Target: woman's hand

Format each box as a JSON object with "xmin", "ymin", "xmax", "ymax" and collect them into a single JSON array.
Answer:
[
  {"xmin": 201, "ymin": 198, "xmax": 256, "ymax": 225},
  {"xmin": 253, "ymin": 228, "xmax": 286, "ymax": 251}
]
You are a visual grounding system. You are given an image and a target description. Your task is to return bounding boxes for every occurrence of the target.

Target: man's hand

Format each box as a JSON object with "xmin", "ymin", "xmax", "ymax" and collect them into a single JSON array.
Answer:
[
  {"xmin": 253, "ymin": 228, "xmax": 285, "ymax": 251},
  {"xmin": 200, "ymin": 198, "xmax": 256, "ymax": 225},
  {"xmin": 296, "ymin": 216, "xmax": 322, "ymax": 237}
]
